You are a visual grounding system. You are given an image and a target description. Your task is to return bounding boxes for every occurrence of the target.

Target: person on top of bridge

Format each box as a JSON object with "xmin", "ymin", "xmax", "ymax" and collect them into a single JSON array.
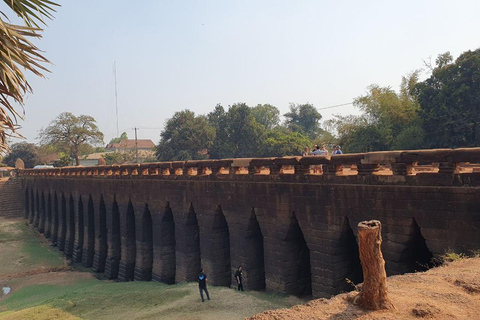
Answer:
[
  {"xmin": 332, "ymin": 145, "xmax": 343, "ymax": 155},
  {"xmin": 310, "ymin": 145, "xmax": 328, "ymax": 156}
]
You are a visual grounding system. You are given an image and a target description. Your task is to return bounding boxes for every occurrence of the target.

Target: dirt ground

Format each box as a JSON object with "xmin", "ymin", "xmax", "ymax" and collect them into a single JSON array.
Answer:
[{"xmin": 249, "ymin": 257, "xmax": 480, "ymax": 319}]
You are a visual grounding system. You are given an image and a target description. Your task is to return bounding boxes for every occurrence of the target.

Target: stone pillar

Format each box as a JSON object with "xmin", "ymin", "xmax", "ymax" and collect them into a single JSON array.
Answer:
[
  {"xmin": 92, "ymin": 196, "xmax": 108, "ymax": 273},
  {"xmin": 175, "ymin": 204, "xmax": 201, "ymax": 283},
  {"xmin": 57, "ymin": 194, "xmax": 67, "ymax": 251},
  {"xmin": 118, "ymin": 201, "xmax": 137, "ymax": 281},
  {"xmin": 199, "ymin": 206, "xmax": 231, "ymax": 287},
  {"xmin": 64, "ymin": 195, "xmax": 75, "ymax": 258},
  {"xmin": 152, "ymin": 206, "xmax": 176, "ymax": 284},
  {"xmin": 104, "ymin": 197, "xmax": 121, "ymax": 279},
  {"xmin": 72, "ymin": 196, "xmax": 84, "ymax": 263},
  {"xmin": 82, "ymin": 195, "xmax": 96, "ymax": 268}
]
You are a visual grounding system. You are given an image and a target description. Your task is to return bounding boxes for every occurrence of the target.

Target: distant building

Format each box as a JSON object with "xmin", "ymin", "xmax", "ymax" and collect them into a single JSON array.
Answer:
[
  {"xmin": 105, "ymin": 139, "xmax": 156, "ymax": 162},
  {"xmin": 79, "ymin": 152, "xmax": 112, "ymax": 167}
]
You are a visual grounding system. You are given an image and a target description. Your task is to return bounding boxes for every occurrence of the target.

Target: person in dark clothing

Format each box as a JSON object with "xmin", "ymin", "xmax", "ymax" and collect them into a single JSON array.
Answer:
[
  {"xmin": 235, "ymin": 266, "xmax": 244, "ymax": 291},
  {"xmin": 198, "ymin": 268, "xmax": 210, "ymax": 302}
]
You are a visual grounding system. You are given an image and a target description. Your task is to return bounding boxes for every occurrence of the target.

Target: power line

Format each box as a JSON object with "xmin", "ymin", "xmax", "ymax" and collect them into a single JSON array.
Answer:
[{"xmin": 317, "ymin": 102, "xmax": 354, "ymax": 110}]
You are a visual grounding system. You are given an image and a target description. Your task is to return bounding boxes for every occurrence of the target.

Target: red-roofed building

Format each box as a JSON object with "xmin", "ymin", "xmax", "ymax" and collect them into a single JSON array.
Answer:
[{"xmin": 105, "ymin": 139, "xmax": 156, "ymax": 162}]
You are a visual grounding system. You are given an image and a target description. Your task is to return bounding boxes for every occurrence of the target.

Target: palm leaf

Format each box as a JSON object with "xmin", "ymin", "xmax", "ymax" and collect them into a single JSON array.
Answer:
[{"xmin": 0, "ymin": 0, "xmax": 58, "ymax": 152}]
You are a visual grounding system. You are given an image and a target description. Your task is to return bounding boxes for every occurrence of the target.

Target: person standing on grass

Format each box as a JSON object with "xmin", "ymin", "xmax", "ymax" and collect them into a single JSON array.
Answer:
[
  {"xmin": 198, "ymin": 268, "xmax": 210, "ymax": 302},
  {"xmin": 235, "ymin": 266, "xmax": 244, "ymax": 291}
]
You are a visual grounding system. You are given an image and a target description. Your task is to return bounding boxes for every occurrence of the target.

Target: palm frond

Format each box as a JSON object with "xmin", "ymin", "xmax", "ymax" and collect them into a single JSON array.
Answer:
[{"xmin": 3, "ymin": 0, "xmax": 58, "ymax": 27}]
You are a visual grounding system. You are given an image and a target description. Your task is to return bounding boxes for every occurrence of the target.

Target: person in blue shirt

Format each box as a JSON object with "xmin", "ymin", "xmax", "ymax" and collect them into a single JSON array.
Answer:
[
  {"xmin": 198, "ymin": 268, "xmax": 210, "ymax": 302},
  {"xmin": 332, "ymin": 145, "xmax": 343, "ymax": 155}
]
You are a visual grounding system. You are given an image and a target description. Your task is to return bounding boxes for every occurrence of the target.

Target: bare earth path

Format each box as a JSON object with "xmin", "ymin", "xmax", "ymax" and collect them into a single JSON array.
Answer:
[{"xmin": 249, "ymin": 257, "xmax": 480, "ymax": 319}]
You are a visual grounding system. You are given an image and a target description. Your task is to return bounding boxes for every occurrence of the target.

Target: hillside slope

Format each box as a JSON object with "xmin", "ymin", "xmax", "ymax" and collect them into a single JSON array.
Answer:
[{"xmin": 249, "ymin": 257, "xmax": 480, "ymax": 319}]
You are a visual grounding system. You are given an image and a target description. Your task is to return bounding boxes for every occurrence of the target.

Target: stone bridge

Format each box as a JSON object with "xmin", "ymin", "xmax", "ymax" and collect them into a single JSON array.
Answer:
[{"xmin": 16, "ymin": 148, "xmax": 480, "ymax": 298}]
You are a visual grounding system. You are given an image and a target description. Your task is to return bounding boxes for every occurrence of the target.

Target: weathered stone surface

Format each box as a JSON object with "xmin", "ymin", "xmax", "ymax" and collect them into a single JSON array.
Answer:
[{"xmin": 15, "ymin": 150, "xmax": 480, "ymax": 298}]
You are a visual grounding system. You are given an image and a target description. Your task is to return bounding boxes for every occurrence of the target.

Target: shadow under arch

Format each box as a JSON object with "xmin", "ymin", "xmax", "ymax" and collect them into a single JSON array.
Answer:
[
  {"xmin": 82, "ymin": 194, "xmax": 95, "ymax": 267},
  {"xmin": 119, "ymin": 199, "xmax": 136, "ymax": 281},
  {"xmin": 153, "ymin": 202, "xmax": 176, "ymax": 284},
  {"xmin": 284, "ymin": 212, "xmax": 311, "ymax": 297},
  {"xmin": 134, "ymin": 204, "xmax": 154, "ymax": 281}
]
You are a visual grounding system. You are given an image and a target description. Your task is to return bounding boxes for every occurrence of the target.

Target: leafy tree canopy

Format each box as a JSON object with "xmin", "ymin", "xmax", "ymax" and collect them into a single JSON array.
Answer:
[
  {"xmin": 3, "ymin": 142, "xmax": 39, "ymax": 168},
  {"xmin": 416, "ymin": 49, "xmax": 480, "ymax": 148},
  {"xmin": 38, "ymin": 112, "xmax": 104, "ymax": 166},
  {"xmin": 109, "ymin": 132, "xmax": 128, "ymax": 144},
  {"xmin": 156, "ymin": 110, "xmax": 216, "ymax": 161},
  {"xmin": 284, "ymin": 103, "xmax": 323, "ymax": 139}
]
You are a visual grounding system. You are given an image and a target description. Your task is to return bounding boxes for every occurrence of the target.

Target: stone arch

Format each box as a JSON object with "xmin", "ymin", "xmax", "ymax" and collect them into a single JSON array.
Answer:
[
  {"xmin": 135, "ymin": 204, "xmax": 154, "ymax": 281},
  {"xmin": 93, "ymin": 195, "xmax": 108, "ymax": 272},
  {"xmin": 201, "ymin": 205, "xmax": 230, "ymax": 286},
  {"xmin": 243, "ymin": 209, "xmax": 265, "ymax": 290},
  {"xmin": 105, "ymin": 196, "xmax": 121, "ymax": 279},
  {"xmin": 51, "ymin": 192, "xmax": 59, "ymax": 246},
  {"xmin": 408, "ymin": 219, "xmax": 434, "ymax": 272},
  {"xmin": 58, "ymin": 193, "xmax": 67, "ymax": 251},
  {"xmin": 175, "ymin": 203, "xmax": 200, "ymax": 282},
  {"xmin": 82, "ymin": 195, "xmax": 95, "ymax": 267},
  {"xmin": 34, "ymin": 190, "xmax": 40, "ymax": 228},
  {"xmin": 45, "ymin": 192, "xmax": 52, "ymax": 238},
  {"xmin": 72, "ymin": 196, "xmax": 84, "ymax": 263},
  {"xmin": 24, "ymin": 187, "xmax": 29, "ymax": 220},
  {"xmin": 39, "ymin": 191, "xmax": 46, "ymax": 233},
  {"xmin": 153, "ymin": 202, "xmax": 176, "ymax": 284},
  {"xmin": 119, "ymin": 199, "xmax": 136, "ymax": 281},
  {"xmin": 64, "ymin": 194, "xmax": 75, "ymax": 258},
  {"xmin": 337, "ymin": 217, "xmax": 363, "ymax": 292},
  {"xmin": 284, "ymin": 213, "xmax": 312, "ymax": 297},
  {"xmin": 29, "ymin": 188, "xmax": 34, "ymax": 224}
]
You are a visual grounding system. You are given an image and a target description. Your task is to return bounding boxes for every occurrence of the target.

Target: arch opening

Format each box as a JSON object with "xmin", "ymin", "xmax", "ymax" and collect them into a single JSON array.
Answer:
[
  {"xmin": 64, "ymin": 195, "xmax": 75, "ymax": 258},
  {"xmin": 52, "ymin": 193, "xmax": 59, "ymax": 246},
  {"xmin": 24, "ymin": 188, "xmax": 29, "ymax": 220},
  {"xmin": 105, "ymin": 197, "xmax": 121, "ymax": 279},
  {"xmin": 82, "ymin": 195, "xmax": 95, "ymax": 267},
  {"xmin": 135, "ymin": 205, "xmax": 153, "ymax": 281},
  {"xmin": 339, "ymin": 217, "xmax": 363, "ymax": 292},
  {"xmin": 45, "ymin": 193, "xmax": 52, "ymax": 238},
  {"xmin": 409, "ymin": 219, "xmax": 434, "ymax": 272},
  {"xmin": 39, "ymin": 192, "xmax": 46, "ymax": 233},
  {"xmin": 93, "ymin": 196, "xmax": 108, "ymax": 272},
  {"xmin": 119, "ymin": 200, "xmax": 136, "ymax": 281},
  {"xmin": 73, "ymin": 197, "xmax": 84, "ymax": 263},
  {"xmin": 58, "ymin": 194, "xmax": 67, "ymax": 251},
  {"xmin": 157, "ymin": 203, "xmax": 175, "ymax": 284},
  {"xmin": 245, "ymin": 209, "xmax": 265, "ymax": 291},
  {"xmin": 284, "ymin": 213, "xmax": 311, "ymax": 297}
]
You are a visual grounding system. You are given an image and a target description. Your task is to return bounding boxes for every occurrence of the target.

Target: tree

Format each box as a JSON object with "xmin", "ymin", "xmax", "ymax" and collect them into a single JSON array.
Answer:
[
  {"xmin": 3, "ymin": 142, "xmax": 39, "ymax": 168},
  {"xmin": 156, "ymin": 110, "xmax": 216, "ymax": 161},
  {"xmin": 416, "ymin": 49, "xmax": 480, "ymax": 148},
  {"xmin": 0, "ymin": 0, "xmax": 59, "ymax": 152},
  {"xmin": 251, "ymin": 104, "xmax": 280, "ymax": 130},
  {"xmin": 261, "ymin": 128, "xmax": 312, "ymax": 157},
  {"xmin": 330, "ymin": 71, "xmax": 423, "ymax": 152},
  {"xmin": 39, "ymin": 112, "xmax": 104, "ymax": 166},
  {"xmin": 109, "ymin": 132, "xmax": 128, "ymax": 144},
  {"xmin": 284, "ymin": 103, "xmax": 323, "ymax": 139},
  {"xmin": 208, "ymin": 103, "xmax": 266, "ymax": 158}
]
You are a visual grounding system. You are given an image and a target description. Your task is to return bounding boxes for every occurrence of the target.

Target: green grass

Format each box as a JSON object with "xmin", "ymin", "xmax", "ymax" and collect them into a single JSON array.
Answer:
[
  {"xmin": 0, "ymin": 279, "xmax": 303, "ymax": 320},
  {"xmin": 0, "ymin": 218, "xmax": 304, "ymax": 319},
  {"xmin": 0, "ymin": 219, "xmax": 65, "ymax": 277}
]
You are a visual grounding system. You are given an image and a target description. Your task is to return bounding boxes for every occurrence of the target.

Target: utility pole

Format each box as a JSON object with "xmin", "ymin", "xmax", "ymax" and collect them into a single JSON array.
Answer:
[
  {"xmin": 134, "ymin": 127, "xmax": 139, "ymax": 163},
  {"xmin": 113, "ymin": 62, "xmax": 119, "ymax": 138}
]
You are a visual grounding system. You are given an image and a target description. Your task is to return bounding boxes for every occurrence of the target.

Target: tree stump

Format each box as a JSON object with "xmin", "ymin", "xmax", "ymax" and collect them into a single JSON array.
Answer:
[{"xmin": 354, "ymin": 220, "xmax": 394, "ymax": 310}]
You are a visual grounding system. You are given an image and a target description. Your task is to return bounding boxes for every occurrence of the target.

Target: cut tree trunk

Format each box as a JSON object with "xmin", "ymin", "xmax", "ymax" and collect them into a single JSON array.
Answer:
[{"xmin": 354, "ymin": 220, "xmax": 394, "ymax": 310}]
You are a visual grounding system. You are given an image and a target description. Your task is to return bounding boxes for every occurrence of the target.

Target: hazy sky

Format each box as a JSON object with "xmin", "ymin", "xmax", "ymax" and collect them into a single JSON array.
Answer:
[{"xmin": 15, "ymin": 0, "xmax": 480, "ymax": 145}]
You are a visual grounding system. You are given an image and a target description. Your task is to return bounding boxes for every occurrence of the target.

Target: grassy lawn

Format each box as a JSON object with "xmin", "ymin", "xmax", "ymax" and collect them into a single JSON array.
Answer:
[
  {"xmin": 0, "ymin": 218, "xmax": 304, "ymax": 319},
  {"xmin": 0, "ymin": 218, "xmax": 66, "ymax": 278}
]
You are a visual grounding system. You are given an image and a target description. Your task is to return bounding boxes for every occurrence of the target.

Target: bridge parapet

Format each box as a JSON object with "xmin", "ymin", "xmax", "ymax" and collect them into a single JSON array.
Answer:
[{"xmin": 17, "ymin": 147, "xmax": 480, "ymax": 186}]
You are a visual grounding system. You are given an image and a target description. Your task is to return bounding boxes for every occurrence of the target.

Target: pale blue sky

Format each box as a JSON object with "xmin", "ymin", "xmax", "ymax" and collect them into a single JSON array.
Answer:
[{"xmin": 16, "ymin": 0, "xmax": 480, "ymax": 145}]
